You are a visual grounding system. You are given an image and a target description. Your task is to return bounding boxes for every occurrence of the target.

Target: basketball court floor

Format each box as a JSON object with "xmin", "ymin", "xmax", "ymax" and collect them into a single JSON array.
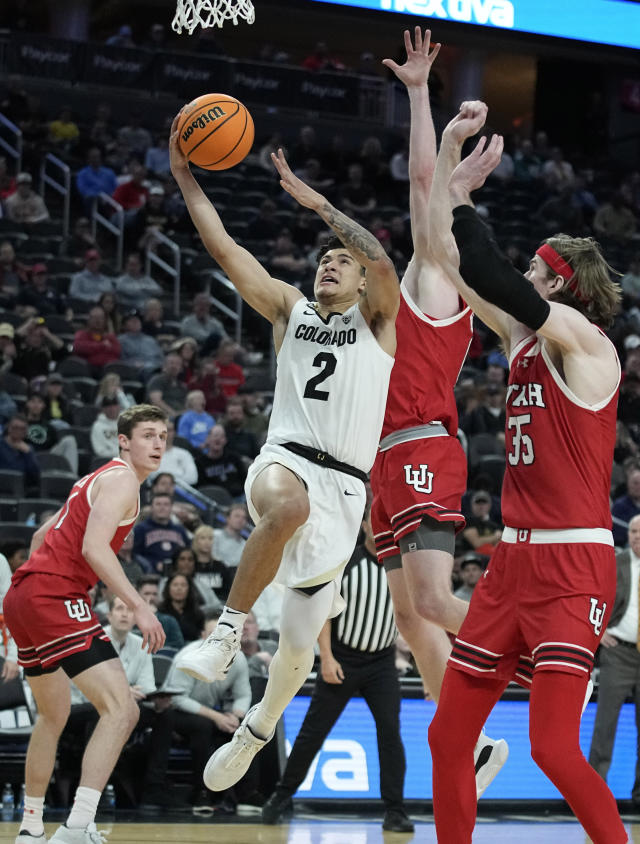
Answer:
[{"xmin": 1, "ymin": 809, "xmax": 640, "ymax": 843}]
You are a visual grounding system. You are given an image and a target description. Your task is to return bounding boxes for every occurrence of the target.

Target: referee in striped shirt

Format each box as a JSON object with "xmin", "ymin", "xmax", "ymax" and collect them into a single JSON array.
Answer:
[{"xmin": 261, "ymin": 505, "xmax": 414, "ymax": 833}]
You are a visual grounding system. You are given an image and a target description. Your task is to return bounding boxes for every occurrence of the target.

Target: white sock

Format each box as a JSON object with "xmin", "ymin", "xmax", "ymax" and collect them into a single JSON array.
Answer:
[
  {"xmin": 20, "ymin": 795, "xmax": 44, "ymax": 836},
  {"xmin": 66, "ymin": 785, "xmax": 101, "ymax": 829},
  {"xmin": 217, "ymin": 606, "xmax": 247, "ymax": 634}
]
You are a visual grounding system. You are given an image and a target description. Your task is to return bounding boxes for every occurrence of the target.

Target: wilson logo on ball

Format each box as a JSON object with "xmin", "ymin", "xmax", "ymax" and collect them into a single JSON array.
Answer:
[
  {"xmin": 181, "ymin": 106, "xmax": 227, "ymax": 142},
  {"xmin": 178, "ymin": 93, "xmax": 254, "ymax": 171}
]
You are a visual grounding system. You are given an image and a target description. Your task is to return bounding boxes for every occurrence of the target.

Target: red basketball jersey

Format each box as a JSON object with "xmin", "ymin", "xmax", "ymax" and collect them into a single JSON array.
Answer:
[
  {"xmin": 501, "ymin": 334, "xmax": 619, "ymax": 529},
  {"xmin": 381, "ymin": 285, "xmax": 473, "ymax": 439},
  {"xmin": 13, "ymin": 458, "xmax": 139, "ymax": 591}
]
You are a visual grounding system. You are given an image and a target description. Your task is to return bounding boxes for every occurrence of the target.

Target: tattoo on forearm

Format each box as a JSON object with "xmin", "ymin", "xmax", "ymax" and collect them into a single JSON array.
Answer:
[{"xmin": 322, "ymin": 202, "xmax": 384, "ymax": 262}]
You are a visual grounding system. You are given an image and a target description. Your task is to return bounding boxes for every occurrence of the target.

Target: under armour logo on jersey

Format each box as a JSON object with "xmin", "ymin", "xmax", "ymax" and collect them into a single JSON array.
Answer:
[
  {"xmin": 588, "ymin": 597, "xmax": 607, "ymax": 636},
  {"xmin": 64, "ymin": 598, "xmax": 92, "ymax": 623},
  {"xmin": 403, "ymin": 464, "xmax": 434, "ymax": 494},
  {"xmin": 517, "ymin": 357, "xmax": 530, "ymax": 368}
]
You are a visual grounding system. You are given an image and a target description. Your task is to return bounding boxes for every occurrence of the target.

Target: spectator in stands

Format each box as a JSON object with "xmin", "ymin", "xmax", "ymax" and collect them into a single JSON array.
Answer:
[
  {"xmin": 142, "ymin": 298, "xmax": 175, "ymax": 344},
  {"xmin": 188, "ymin": 356, "xmax": 227, "ymax": 417},
  {"xmin": 612, "ymin": 466, "xmax": 640, "ymax": 547},
  {"xmin": 461, "ymin": 490, "xmax": 503, "ymax": 556},
  {"xmin": 13, "ymin": 315, "xmax": 66, "ymax": 381},
  {"xmin": 154, "ymin": 419, "xmax": 198, "ymax": 487},
  {"xmin": 621, "ymin": 253, "xmax": 640, "ymax": 304},
  {"xmin": 619, "ymin": 372, "xmax": 640, "ymax": 445},
  {"xmin": 42, "ymin": 371, "xmax": 72, "ymax": 427},
  {"xmin": 0, "ymin": 156, "xmax": 16, "ymax": 200},
  {"xmin": 237, "ymin": 387, "xmax": 269, "ymax": 445},
  {"xmin": 143, "ymin": 22, "xmax": 167, "ymax": 50},
  {"xmin": 105, "ymin": 24, "xmax": 135, "ymax": 47},
  {"xmin": 192, "ymin": 524, "xmax": 233, "ymax": 606},
  {"xmin": 72, "ymin": 305, "xmax": 121, "ymax": 372},
  {"xmin": 147, "ymin": 351, "xmax": 187, "ymax": 417},
  {"xmin": 90, "ymin": 395, "xmax": 121, "ymax": 458},
  {"xmin": 145, "ymin": 131, "xmax": 172, "ymax": 178},
  {"xmin": 251, "ymin": 583, "xmax": 282, "ymax": 640},
  {"xmin": 171, "ymin": 545, "xmax": 218, "ymax": 608},
  {"xmin": 240, "ymin": 611, "xmax": 277, "ymax": 679},
  {"xmin": 338, "ymin": 163, "xmax": 376, "ymax": 220},
  {"xmin": 541, "ymin": 146, "xmax": 575, "ymax": 191},
  {"xmin": 171, "ymin": 336, "xmax": 199, "ymax": 384},
  {"xmin": 16, "ymin": 262, "xmax": 68, "ymax": 318},
  {"xmin": 513, "ymin": 138, "xmax": 542, "ymax": 183},
  {"xmin": 118, "ymin": 113, "xmax": 153, "ymax": 162},
  {"xmin": 133, "ymin": 492, "xmax": 190, "ymax": 574},
  {"xmin": 222, "ymin": 396, "xmax": 258, "ymax": 464},
  {"xmin": 212, "ymin": 503, "xmax": 248, "ymax": 569},
  {"xmin": 196, "ymin": 424, "xmax": 246, "ymax": 496},
  {"xmin": 165, "ymin": 608, "xmax": 251, "ymax": 814},
  {"xmin": 133, "ymin": 184, "xmax": 169, "ymax": 251},
  {"xmin": 246, "ymin": 199, "xmax": 281, "ymax": 243},
  {"xmin": 215, "ymin": 339, "xmax": 245, "ymax": 397},
  {"xmin": 136, "ymin": 573, "xmax": 185, "ymax": 651},
  {"xmin": 485, "ymin": 349, "xmax": 509, "ymax": 386},
  {"xmin": 94, "ymin": 371, "xmax": 135, "ymax": 412},
  {"xmin": 267, "ymin": 230, "xmax": 308, "ymax": 285},
  {"xmin": 65, "ymin": 216, "xmax": 98, "ymax": 264},
  {"xmin": 112, "ymin": 163, "xmax": 150, "ymax": 220},
  {"xmin": 593, "ymin": 191, "xmax": 638, "ymax": 242},
  {"xmin": 180, "ymin": 291, "xmax": 227, "ymax": 347},
  {"xmin": 1, "ymin": 540, "xmax": 29, "ymax": 573},
  {"xmin": 289, "ymin": 125, "xmax": 320, "ymax": 170},
  {"xmin": 116, "ymin": 529, "xmax": 146, "ymax": 585},
  {"xmin": 454, "ymin": 553, "xmax": 488, "ymax": 602},
  {"xmin": 177, "ymin": 389, "xmax": 215, "ymax": 449},
  {"xmin": 159, "ymin": 572, "xmax": 204, "ymax": 643},
  {"xmin": 0, "ymin": 240, "xmax": 28, "ymax": 301},
  {"xmin": 0, "ymin": 322, "xmax": 17, "ymax": 373},
  {"xmin": 461, "ymin": 383, "xmax": 506, "ymax": 439},
  {"xmin": 534, "ymin": 184, "xmax": 584, "ymax": 237},
  {"xmin": 98, "ymin": 290, "xmax": 123, "ymax": 335},
  {"xmin": 24, "ymin": 390, "xmax": 78, "ymax": 474},
  {"xmin": 114, "ymin": 252, "xmax": 163, "ymax": 310},
  {"xmin": 389, "ymin": 141, "xmax": 409, "ymax": 184},
  {"xmin": 0, "ymin": 413, "xmax": 40, "ymax": 491},
  {"xmin": 4, "ymin": 171, "xmax": 49, "ymax": 224},
  {"xmin": 48, "ymin": 107, "xmax": 80, "ymax": 154},
  {"xmin": 76, "ymin": 147, "xmax": 117, "ymax": 212},
  {"xmin": 118, "ymin": 309, "xmax": 164, "ymax": 379},
  {"xmin": 69, "ymin": 249, "xmax": 115, "ymax": 303},
  {"xmin": 301, "ymin": 41, "xmax": 346, "ymax": 72},
  {"xmin": 359, "ymin": 136, "xmax": 391, "ymax": 195}
]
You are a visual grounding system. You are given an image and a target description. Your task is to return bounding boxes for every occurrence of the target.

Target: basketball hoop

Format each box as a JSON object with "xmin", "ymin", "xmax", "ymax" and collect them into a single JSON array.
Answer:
[{"xmin": 172, "ymin": 0, "xmax": 255, "ymax": 34}]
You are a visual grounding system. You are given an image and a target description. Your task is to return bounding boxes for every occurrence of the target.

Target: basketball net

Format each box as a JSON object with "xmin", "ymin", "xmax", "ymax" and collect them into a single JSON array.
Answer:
[{"xmin": 172, "ymin": 0, "xmax": 255, "ymax": 34}]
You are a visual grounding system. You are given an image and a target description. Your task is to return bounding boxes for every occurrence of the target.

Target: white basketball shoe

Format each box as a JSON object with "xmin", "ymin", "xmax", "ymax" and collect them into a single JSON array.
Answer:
[
  {"xmin": 15, "ymin": 833, "xmax": 47, "ymax": 844},
  {"xmin": 49, "ymin": 824, "xmax": 107, "ymax": 844},
  {"xmin": 474, "ymin": 732, "xmax": 509, "ymax": 798},
  {"xmin": 203, "ymin": 705, "xmax": 275, "ymax": 791},
  {"xmin": 176, "ymin": 624, "xmax": 240, "ymax": 683}
]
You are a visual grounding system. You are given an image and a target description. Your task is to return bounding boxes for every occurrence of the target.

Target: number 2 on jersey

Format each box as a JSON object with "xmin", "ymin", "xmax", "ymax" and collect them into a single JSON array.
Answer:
[{"xmin": 304, "ymin": 352, "xmax": 337, "ymax": 401}]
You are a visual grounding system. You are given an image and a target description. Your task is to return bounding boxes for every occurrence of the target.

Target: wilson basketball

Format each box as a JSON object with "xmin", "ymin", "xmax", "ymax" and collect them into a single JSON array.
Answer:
[{"xmin": 177, "ymin": 93, "xmax": 254, "ymax": 171}]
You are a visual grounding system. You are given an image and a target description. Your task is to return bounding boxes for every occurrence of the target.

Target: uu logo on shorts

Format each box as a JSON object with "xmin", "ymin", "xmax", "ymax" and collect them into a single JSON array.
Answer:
[
  {"xmin": 64, "ymin": 598, "xmax": 92, "ymax": 623},
  {"xmin": 403, "ymin": 464, "xmax": 434, "ymax": 495},
  {"xmin": 588, "ymin": 597, "xmax": 607, "ymax": 636}
]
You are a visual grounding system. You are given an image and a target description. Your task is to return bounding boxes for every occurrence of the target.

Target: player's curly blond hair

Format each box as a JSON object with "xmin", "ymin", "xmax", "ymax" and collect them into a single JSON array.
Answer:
[{"xmin": 544, "ymin": 234, "xmax": 622, "ymax": 328}]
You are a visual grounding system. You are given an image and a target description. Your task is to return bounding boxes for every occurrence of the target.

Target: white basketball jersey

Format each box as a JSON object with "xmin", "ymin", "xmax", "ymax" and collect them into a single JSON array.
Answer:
[{"xmin": 267, "ymin": 298, "xmax": 394, "ymax": 473}]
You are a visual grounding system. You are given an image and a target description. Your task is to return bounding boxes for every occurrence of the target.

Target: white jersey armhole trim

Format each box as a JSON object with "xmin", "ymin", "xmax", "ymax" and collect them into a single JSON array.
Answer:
[
  {"xmin": 540, "ymin": 338, "xmax": 621, "ymax": 411},
  {"xmin": 508, "ymin": 334, "xmax": 537, "ymax": 367},
  {"xmin": 400, "ymin": 279, "xmax": 472, "ymax": 327},
  {"xmin": 86, "ymin": 458, "xmax": 140, "ymax": 526}
]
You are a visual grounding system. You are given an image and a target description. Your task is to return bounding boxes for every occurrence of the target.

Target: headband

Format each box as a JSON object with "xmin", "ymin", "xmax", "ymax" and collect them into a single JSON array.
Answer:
[{"xmin": 536, "ymin": 243, "xmax": 588, "ymax": 303}]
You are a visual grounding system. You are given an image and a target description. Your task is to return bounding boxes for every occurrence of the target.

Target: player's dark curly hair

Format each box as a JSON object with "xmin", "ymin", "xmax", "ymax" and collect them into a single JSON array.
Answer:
[{"xmin": 316, "ymin": 235, "xmax": 366, "ymax": 277}]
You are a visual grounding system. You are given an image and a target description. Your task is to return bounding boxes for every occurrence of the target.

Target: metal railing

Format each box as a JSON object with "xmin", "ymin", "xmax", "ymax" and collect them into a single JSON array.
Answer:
[
  {"xmin": 92, "ymin": 193, "xmax": 124, "ymax": 272},
  {"xmin": 39, "ymin": 153, "xmax": 71, "ymax": 238},
  {"xmin": 0, "ymin": 112, "xmax": 22, "ymax": 174},
  {"xmin": 206, "ymin": 269, "xmax": 243, "ymax": 345},
  {"xmin": 145, "ymin": 230, "xmax": 181, "ymax": 317}
]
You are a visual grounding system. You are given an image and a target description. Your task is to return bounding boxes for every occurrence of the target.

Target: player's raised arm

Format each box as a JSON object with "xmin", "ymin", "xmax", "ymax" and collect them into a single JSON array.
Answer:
[
  {"xmin": 271, "ymin": 148, "xmax": 399, "ymax": 327},
  {"xmin": 83, "ymin": 469, "xmax": 165, "ymax": 652},
  {"xmin": 169, "ymin": 114, "xmax": 303, "ymax": 326}
]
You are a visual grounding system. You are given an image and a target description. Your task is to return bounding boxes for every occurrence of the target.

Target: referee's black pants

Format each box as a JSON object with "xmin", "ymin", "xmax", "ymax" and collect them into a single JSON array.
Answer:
[{"xmin": 279, "ymin": 645, "xmax": 406, "ymax": 809}]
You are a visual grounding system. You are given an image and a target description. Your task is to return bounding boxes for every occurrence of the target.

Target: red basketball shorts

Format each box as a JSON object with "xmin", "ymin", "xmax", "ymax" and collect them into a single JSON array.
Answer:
[
  {"xmin": 370, "ymin": 436, "xmax": 467, "ymax": 561},
  {"xmin": 448, "ymin": 530, "xmax": 616, "ymax": 685},
  {"xmin": 3, "ymin": 572, "xmax": 109, "ymax": 672}
]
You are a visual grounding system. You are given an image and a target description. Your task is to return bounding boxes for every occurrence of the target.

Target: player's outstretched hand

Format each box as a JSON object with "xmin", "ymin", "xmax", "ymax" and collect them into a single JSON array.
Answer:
[
  {"xmin": 134, "ymin": 603, "xmax": 166, "ymax": 653},
  {"xmin": 382, "ymin": 27, "xmax": 441, "ymax": 88},
  {"xmin": 271, "ymin": 148, "xmax": 324, "ymax": 211},
  {"xmin": 449, "ymin": 133, "xmax": 504, "ymax": 198},
  {"xmin": 169, "ymin": 112, "xmax": 190, "ymax": 177},
  {"xmin": 443, "ymin": 100, "xmax": 488, "ymax": 146}
]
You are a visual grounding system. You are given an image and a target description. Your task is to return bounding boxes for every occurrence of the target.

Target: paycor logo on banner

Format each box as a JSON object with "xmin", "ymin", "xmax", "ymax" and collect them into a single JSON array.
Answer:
[{"xmin": 379, "ymin": 0, "xmax": 514, "ymax": 27}]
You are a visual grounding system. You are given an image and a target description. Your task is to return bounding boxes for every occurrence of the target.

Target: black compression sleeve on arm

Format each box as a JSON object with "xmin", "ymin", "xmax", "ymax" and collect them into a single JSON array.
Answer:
[{"xmin": 452, "ymin": 204, "xmax": 551, "ymax": 331}]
